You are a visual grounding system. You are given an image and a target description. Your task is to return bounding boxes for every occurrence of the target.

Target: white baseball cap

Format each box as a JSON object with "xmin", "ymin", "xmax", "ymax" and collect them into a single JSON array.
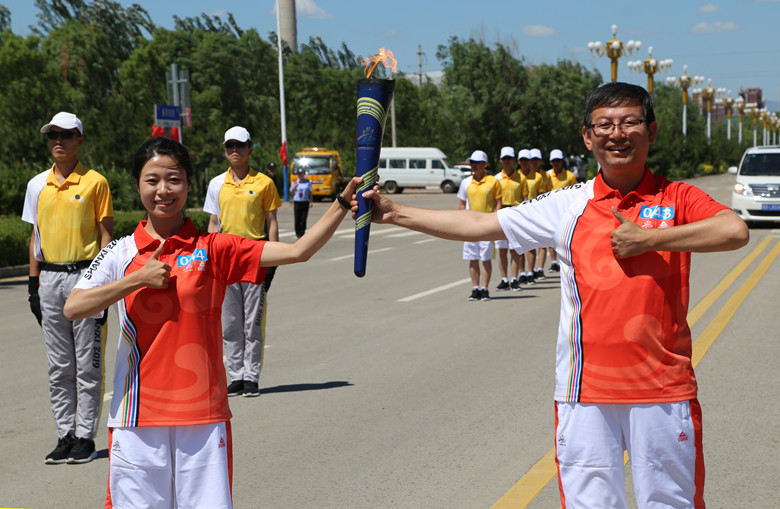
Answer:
[
  {"xmin": 530, "ymin": 148, "xmax": 542, "ymax": 159},
  {"xmin": 224, "ymin": 126, "xmax": 251, "ymax": 143},
  {"xmin": 500, "ymin": 146, "xmax": 515, "ymax": 159},
  {"xmin": 549, "ymin": 149, "xmax": 564, "ymax": 160},
  {"xmin": 40, "ymin": 112, "xmax": 83, "ymax": 135},
  {"xmin": 469, "ymin": 150, "xmax": 488, "ymax": 163},
  {"xmin": 517, "ymin": 149, "xmax": 532, "ymax": 160}
]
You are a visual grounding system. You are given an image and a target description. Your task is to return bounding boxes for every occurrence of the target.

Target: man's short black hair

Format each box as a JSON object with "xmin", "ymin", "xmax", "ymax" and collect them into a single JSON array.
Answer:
[{"xmin": 583, "ymin": 82, "xmax": 655, "ymax": 128}]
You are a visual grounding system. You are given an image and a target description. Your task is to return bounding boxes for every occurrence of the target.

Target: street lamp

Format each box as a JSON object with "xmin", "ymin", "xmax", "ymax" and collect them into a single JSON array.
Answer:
[
  {"xmin": 748, "ymin": 104, "xmax": 760, "ymax": 147},
  {"xmin": 761, "ymin": 109, "xmax": 771, "ymax": 146},
  {"xmin": 721, "ymin": 89, "xmax": 735, "ymax": 141},
  {"xmin": 588, "ymin": 24, "xmax": 641, "ymax": 82},
  {"xmin": 735, "ymin": 96, "xmax": 746, "ymax": 144},
  {"xmin": 627, "ymin": 46, "xmax": 672, "ymax": 94},
  {"xmin": 666, "ymin": 65, "xmax": 702, "ymax": 137},
  {"xmin": 698, "ymin": 79, "xmax": 717, "ymax": 140}
]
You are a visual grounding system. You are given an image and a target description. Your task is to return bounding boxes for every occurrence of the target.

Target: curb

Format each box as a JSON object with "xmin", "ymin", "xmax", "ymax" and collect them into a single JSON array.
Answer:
[{"xmin": 0, "ymin": 265, "xmax": 29, "ymax": 280}]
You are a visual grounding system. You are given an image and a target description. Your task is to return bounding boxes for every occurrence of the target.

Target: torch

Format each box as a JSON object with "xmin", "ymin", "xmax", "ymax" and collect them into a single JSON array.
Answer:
[{"xmin": 354, "ymin": 49, "xmax": 396, "ymax": 277}]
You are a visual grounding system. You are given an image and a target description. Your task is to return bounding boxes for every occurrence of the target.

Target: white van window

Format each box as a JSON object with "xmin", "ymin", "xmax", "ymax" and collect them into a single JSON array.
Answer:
[
  {"xmin": 389, "ymin": 159, "xmax": 406, "ymax": 169},
  {"xmin": 432, "ymin": 160, "xmax": 443, "ymax": 169},
  {"xmin": 741, "ymin": 153, "xmax": 780, "ymax": 176},
  {"xmin": 410, "ymin": 159, "xmax": 426, "ymax": 169},
  {"xmin": 379, "ymin": 159, "xmax": 387, "ymax": 168}
]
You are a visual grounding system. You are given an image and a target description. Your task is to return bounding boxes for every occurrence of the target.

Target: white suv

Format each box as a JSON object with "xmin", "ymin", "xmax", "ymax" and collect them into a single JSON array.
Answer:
[{"xmin": 731, "ymin": 146, "xmax": 780, "ymax": 224}]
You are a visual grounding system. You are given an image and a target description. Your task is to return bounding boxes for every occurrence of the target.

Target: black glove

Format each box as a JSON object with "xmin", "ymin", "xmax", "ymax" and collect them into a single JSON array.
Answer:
[
  {"xmin": 28, "ymin": 276, "xmax": 42, "ymax": 326},
  {"xmin": 263, "ymin": 266, "xmax": 277, "ymax": 292}
]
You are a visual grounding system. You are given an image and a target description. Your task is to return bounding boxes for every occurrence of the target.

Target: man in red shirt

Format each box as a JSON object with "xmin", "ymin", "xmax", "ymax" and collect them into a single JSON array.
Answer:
[{"xmin": 356, "ymin": 82, "xmax": 749, "ymax": 508}]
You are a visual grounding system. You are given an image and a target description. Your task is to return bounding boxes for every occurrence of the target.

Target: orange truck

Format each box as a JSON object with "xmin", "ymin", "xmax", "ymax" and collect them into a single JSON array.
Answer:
[{"xmin": 291, "ymin": 147, "xmax": 348, "ymax": 200}]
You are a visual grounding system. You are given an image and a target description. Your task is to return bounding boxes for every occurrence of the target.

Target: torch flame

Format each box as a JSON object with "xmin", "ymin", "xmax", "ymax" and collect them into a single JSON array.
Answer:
[{"xmin": 362, "ymin": 48, "xmax": 398, "ymax": 79}]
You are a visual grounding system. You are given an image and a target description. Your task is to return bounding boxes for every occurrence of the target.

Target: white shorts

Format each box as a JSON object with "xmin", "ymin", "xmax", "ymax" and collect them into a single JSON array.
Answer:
[
  {"xmin": 495, "ymin": 239, "xmax": 509, "ymax": 249},
  {"xmin": 462, "ymin": 241, "xmax": 493, "ymax": 261},
  {"xmin": 107, "ymin": 422, "xmax": 233, "ymax": 509},
  {"xmin": 555, "ymin": 400, "xmax": 704, "ymax": 509}
]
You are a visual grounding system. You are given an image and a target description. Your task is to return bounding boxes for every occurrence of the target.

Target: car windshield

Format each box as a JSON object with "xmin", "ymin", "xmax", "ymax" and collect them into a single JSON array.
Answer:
[
  {"xmin": 293, "ymin": 155, "xmax": 331, "ymax": 175},
  {"xmin": 741, "ymin": 153, "xmax": 780, "ymax": 176}
]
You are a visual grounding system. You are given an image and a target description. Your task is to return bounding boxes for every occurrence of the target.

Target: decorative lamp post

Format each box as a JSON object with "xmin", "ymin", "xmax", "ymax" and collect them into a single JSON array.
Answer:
[
  {"xmin": 666, "ymin": 66, "xmax": 700, "ymax": 137},
  {"xmin": 748, "ymin": 104, "xmax": 760, "ymax": 147},
  {"xmin": 721, "ymin": 89, "xmax": 735, "ymax": 141},
  {"xmin": 588, "ymin": 24, "xmax": 641, "ymax": 82},
  {"xmin": 735, "ymin": 96, "xmax": 746, "ymax": 144},
  {"xmin": 761, "ymin": 109, "xmax": 770, "ymax": 146},
  {"xmin": 700, "ymin": 79, "xmax": 716, "ymax": 140},
  {"xmin": 627, "ymin": 46, "xmax": 672, "ymax": 94}
]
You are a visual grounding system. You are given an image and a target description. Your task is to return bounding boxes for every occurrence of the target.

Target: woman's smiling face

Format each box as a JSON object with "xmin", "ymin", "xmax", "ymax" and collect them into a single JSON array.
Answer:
[{"xmin": 137, "ymin": 155, "xmax": 191, "ymax": 219}]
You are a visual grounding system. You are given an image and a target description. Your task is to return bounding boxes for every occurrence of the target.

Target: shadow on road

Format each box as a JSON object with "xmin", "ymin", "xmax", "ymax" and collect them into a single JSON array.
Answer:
[{"xmin": 260, "ymin": 381, "xmax": 354, "ymax": 395}]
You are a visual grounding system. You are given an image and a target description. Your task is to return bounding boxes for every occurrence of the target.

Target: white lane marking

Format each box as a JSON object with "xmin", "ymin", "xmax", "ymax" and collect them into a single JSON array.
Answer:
[
  {"xmin": 329, "ymin": 247, "xmax": 393, "ymax": 262},
  {"xmin": 398, "ymin": 278, "xmax": 472, "ymax": 302},
  {"xmin": 386, "ymin": 231, "xmax": 422, "ymax": 239},
  {"xmin": 414, "ymin": 238, "xmax": 437, "ymax": 245},
  {"xmin": 335, "ymin": 226, "xmax": 401, "ymax": 239}
]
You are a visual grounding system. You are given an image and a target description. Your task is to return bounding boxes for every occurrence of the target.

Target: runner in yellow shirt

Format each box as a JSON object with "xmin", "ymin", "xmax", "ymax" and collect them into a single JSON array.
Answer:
[
  {"xmin": 204, "ymin": 126, "xmax": 281, "ymax": 397},
  {"xmin": 516, "ymin": 149, "xmax": 539, "ymax": 285},
  {"xmin": 546, "ymin": 149, "xmax": 578, "ymax": 273},
  {"xmin": 529, "ymin": 148, "xmax": 552, "ymax": 280},
  {"xmin": 456, "ymin": 150, "xmax": 502, "ymax": 301},
  {"xmin": 494, "ymin": 147, "xmax": 527, "ymax": 292},
  {"xmin": 22, "ymin": 112, "xmax": 114, "ymax": 464}
]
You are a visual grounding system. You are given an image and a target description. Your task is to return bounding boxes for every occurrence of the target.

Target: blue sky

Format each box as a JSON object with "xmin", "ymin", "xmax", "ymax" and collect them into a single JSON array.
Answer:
[{"xmin": 3, "ymin": 0, "xmax": 779, "ymax": 111}]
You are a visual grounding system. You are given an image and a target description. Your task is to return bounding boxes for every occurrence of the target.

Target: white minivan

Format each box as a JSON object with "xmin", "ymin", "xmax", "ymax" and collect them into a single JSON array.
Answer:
[
  {"xmin": 377, "ymin": 147, "xmax": 466, "ymax": 193},
  {"xmin": 731, "ymin": 145, "xmax": 780, "ymax": 225}
]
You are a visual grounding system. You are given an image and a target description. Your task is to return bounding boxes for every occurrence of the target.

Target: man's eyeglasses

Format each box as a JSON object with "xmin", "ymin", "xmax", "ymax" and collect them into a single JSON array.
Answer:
[
  {"xmin": 224, "ymin": 141, "xmax": 249, "ymax": 149},
  {"xmin": 588, "ymin": 119, "xmax": 646, "ymax": 135},
  {"xmin": 45, "ymin": 131, "xmax": 78, "ymax": 140}
]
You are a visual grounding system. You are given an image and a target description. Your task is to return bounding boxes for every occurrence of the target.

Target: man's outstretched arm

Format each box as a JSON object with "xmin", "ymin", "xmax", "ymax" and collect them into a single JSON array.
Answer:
[
  {"xmin": 359, "ymin": 187, "xmax": 507, "ymax": 242},
  {"xmin": 611, "ymin": 208, "xmax": 749, "ymax": 258}
]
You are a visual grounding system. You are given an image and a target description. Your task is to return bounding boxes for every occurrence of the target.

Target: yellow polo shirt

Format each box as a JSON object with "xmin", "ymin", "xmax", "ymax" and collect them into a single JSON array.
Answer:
[
  {"xmin": 204, "ymin": 168, "xmax": 281, "ymax": 240},
  {"xmin": 22, "ymin": 162, "xmax": 113, "ymax": 263},
  {"xmin": 497, "ymin": 170, "xmax": 528, "ymax": 206},
  {"xmin": 548, "ymin": 169, "xmax": 578, "ymax": 190},
  {"xmin": 523, "ymin": 170, "xmax": 550, "ymax": 199},
  {"xmin": 466, "ymin": 174, "xmax": 502, "ymax": 213}
]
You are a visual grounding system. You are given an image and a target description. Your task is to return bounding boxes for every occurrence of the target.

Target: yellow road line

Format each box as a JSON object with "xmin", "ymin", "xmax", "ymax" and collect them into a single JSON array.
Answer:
[
  {"xmin": 687, "ymin": 237, "xmax": 772, "ymax": 328},
  {"xmin": 491, "ymin": 239, "xmax": 780, "ymax": 509},
  {"xmin": 691, "ymin": 239, "xmax": 780, "ymax": 367},
  {"xmin": 490, "ymin": 449, "xmax": 557, "ymax": 509}
]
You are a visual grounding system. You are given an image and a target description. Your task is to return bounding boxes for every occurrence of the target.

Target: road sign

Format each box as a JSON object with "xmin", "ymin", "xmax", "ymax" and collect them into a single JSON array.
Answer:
[{"xmin": 155, "ymin": 104, "xmax": 181, "ymax": 128}]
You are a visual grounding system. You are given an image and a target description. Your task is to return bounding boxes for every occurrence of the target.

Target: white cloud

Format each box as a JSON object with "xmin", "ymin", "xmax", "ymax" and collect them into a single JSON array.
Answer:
[
  {"xmin": 210, "ymin": 10, "xmax": 227, "ymax": 18},
  {"xmin": 690, "ymin": 21, "xmax": 740, "ymax": 33},
  {"xmin": 523, "ymin": 25, "xmax": 555, "ymax": 37},
  {"xmin": 698, "ymin": 3, "xmax": 722, "ymax": 12},
  {"xmin": 296, "ymin": 0, "xmax": 336, "ymax": 20},
  {"xmin": 381, "ymin": 29, "xmax": 406, "ymax": 39}
]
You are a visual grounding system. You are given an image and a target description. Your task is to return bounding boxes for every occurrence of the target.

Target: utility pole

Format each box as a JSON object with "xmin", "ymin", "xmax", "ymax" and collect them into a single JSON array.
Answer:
[{"xmin": 418, "ymin": 44, "xmax": 423, "ymax": 86}]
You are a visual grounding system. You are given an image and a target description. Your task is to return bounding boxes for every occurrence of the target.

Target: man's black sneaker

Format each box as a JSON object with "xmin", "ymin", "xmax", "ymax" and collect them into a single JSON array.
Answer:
[
  {"xmin": 495, "ymin": 280, "xmax": 510, "ymax": 291},
  {"xmin": 243, "ymin": 381, "xmax": 261, "ymax": 398},
  {"xmin": 526, "ymin": 273, "xmax": 536, "ymax": 285},
  {"xmin": 480, "ymin": 289, "xmax": 490, "ymax": 301},
  {"xmin": 535, "ymin": 268, "xmax": 546, "ymax": 280},
  {"xmin": 518, "ymin": 274, "xmax": 527, "ymax": 284},
  {"xmin": 45, "ymin": 435, "xmax": 75, "ymax": 465},
  {"xmin": 550, "ymin": 261, "xmax": 560, "ymax": 272},
  {"xmin": 469, "ymin": 289, "xmax": 481, "ymax": 301},
  {"xmin": 227, "ymin": 380, "xmax": 244, "ymax": 397},
  {"xmin": 510, "ymin": 280, "xmax": 522, "ymax": 291},
  {"xmin": 67, "ymin": 437, "xmax": 97, "ymax": 464}
]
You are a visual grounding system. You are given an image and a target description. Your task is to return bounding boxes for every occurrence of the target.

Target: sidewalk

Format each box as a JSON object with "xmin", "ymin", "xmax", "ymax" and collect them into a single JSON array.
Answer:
[{"xmin": 0, "ymin": 264, "xmax": 28, "ymax": 280}]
